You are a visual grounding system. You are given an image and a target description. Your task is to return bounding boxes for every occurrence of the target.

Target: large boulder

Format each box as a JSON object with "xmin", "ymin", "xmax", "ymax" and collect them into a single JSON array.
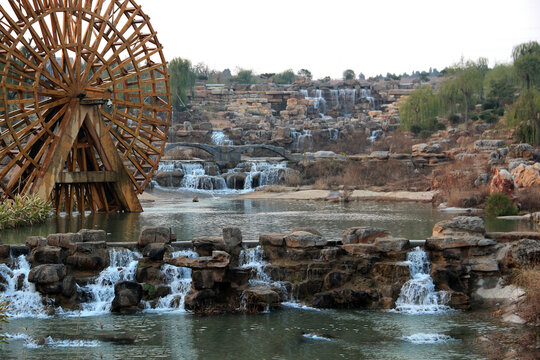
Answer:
[
  {"xmin": 66, "ymin": 241, "xmax": 109, "ymax": 271},
  {"xmin": 259, "ymin": 234, "xmax": 286, "ymax": 247},
  {"xmin": 28, "ymin": 264, "xmax": 66, "ymax": 285},
  {"xmin": 222, "ymin": 227, "xmax": 242, "ymax": 248},
  {"xmin": 26, "ymin": 236, "xmax": 47, "ymax": 249},
  {"xmin": 31, "ymin": 246, "xmax": 64, "ymax": 264},
  {"xmin": 192, "ymin": 236, "xmax": 228, "ymax": 257},
  {"xmin": 511, "ymin": 163, "xmax": 540, "ymax": 188},
  {"xmin": 138, "ymin": 227, "xmax": 172, "ymax": 248},
  {"xmin": 111, "ymin": 281, "xmax": 143, "ymax": 314},
  {"xmin": 242, "ymin": 286, "xmax": 281, "ymax": 311},
  {"xmin": 46, "ymin": 233, "xmax": 81, "ymax": 250},
  {"xmin": 342, "ymin": 227, "xmax": 390, "ymax": 244},
  {"xmin": 412, "ymin": 143, "xmax": 442, "ymax": 155},
  {"xmin": 153, "ymin": 170, "xmax": 184, "ymax": 187},
  {"xmin": 168, "ymin": 251, "xmax": 230, "ymax": 269},
  {"xmin": 284, "ymin": 231, "xmax": 327, "ymax": 248},
  {"xmin": 489, "ymin": 168, "xmax": 517, "ymax": 198},
  {"xmin": 78, "ymin": 229, "xmax": 107, "ymax": 242},
  {"xmin": 431, "ymin": 217, "xmax": 486, "ymax": 238},
  {"xmin": 142, "ymin": 243, "xmax": 169, "ymax": 261},
  {"xmin": 499, "ymin": 239, "xmax": 540, "ymax": 269}
]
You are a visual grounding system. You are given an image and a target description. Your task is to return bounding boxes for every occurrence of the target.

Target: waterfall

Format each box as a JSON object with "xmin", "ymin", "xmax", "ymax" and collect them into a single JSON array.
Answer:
[
  {"xmin": 330, "ymin": 89, "xmax": 340, "ymax": 108},
  {"xmin": 156, "ymin": 160, "xmax": 289, "ymax": 192},
  {"xmin": 290, "ymin": 129, "xmax": 313, "ymax": 152},
  {"xmin": 328, "ymin": 128, "xmax": 339, "ymax": 142},
  {"xmin": 394, "ymin": 247, "xmax": 450, "ymax": 314},
  {"xmin": 180, "ymin": 163, "xmax": 227, "ymax": 191},
  {"xmin": 300, "ymin": 89, "xmax": 327, "ymax": 115},
  {"xmin": 339, "ymin": 89, "xmax": 356, "ymax": 117},
  {"xmin": 77, "ymin": 249, "xmax": 141, "ymax": 316},
  {"xmin": 211, "ymin": 130, "xmax": 233, "ymax": 146},
  {"xmin": 239, "ymin": 246, "xmax": 272, "ymax": 286},
  {"xmin": 243, "ymin": 162, "xmax": 289, "ymax": 190},
  {"xmin": 368, "ymin": 129, "xmax": 384, "ymax": 142},
  {"xmin": 153, "ymin": 250, "xmax": 198, "ymax": 311},
  {"xmin": 361, "ymin": 88, "xmax": 375, "ymax": 109},
  {"xmin": 0, "ymin": 256, "xmax": 47, "ymax": 318}
]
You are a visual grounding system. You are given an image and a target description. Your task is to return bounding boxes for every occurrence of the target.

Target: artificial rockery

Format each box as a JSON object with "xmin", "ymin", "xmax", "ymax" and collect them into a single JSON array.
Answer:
[{"xmin": 0, "ymin": 217, "xmax": 538, "ymax": 322}]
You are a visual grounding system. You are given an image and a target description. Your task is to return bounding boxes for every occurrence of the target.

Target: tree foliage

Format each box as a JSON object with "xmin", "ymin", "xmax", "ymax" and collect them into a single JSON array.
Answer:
[
  {"xmin": 512, "ymin": 41, "xmax": 540, "ymax": 90},
  {"xmin": 297, "ymin": 69, "xmax": 312, "ymax": 79},
  {"xmin": 399, "ymin": 86, "xmax": 439, "ymax": 131},
  {"xmin": 168, "ymin": 57, "xmax": 195, "ymax": 111},
  {"xmin": 484, "ymin": 64, "xmax": 517, "ymax": 107},
  {"xmin": 274, "ymin": 69, "xmax": 296, "ymax": 84},
  {"xmin": 229, "ymin": 69, "xmax": 256, "ymax": 84},
  {"xmin": 343, "ymin": 69, "xmax": 355, "ymax": 80},
  {"xmin": 439, "ymin": 58, "xmax": 485, "ymax": 129},
  {"xmin": 506, "ymin": 90, "xmax": 540, "ymax": 145}
]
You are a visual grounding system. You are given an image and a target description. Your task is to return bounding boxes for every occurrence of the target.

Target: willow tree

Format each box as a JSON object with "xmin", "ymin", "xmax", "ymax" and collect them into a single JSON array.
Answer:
[
  {"xmin": 506, "ymin": 90, "xmax": 540, "ymax": 145},
  {"xmin": 439, "ymin": 59, "xmax": 485, "ymax": 129},
  {"xmin": 512, "ymin": 41, "xmax": 540, "ymax": 90},
  {"xmin": 399, "ymin": 86, "xmax": 439, "ymax": 130},
  {"xmin": 168, "ymin": 57, "xmax": 196, "ymax": 111}
]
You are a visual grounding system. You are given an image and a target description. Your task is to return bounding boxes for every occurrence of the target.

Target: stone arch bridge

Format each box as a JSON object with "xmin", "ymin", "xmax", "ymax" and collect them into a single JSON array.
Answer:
[{"xmin": 164, "ymin": 143, "xmax": 302, "ymax": 166}]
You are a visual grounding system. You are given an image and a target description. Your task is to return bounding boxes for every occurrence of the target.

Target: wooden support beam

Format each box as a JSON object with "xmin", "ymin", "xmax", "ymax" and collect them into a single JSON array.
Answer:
[{"xmin": 57, "ymin": 171, "xmax": 119, "ymax": 184}]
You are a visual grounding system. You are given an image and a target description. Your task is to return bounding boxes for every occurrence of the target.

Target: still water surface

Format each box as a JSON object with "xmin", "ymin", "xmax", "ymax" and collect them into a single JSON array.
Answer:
[
  {"xmin": 1, "ymin": 190, "xmax": 535, "ymax": 244},
  {"xmin": 1, "ymin": 308, "xmax": 517, "ymax": 359}
]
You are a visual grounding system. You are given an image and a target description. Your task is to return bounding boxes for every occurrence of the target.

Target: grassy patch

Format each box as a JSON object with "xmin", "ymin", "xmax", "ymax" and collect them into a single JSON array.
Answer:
[{"xmin": 0, "ymin": 195, "xmax": 52, "ymax": 230}]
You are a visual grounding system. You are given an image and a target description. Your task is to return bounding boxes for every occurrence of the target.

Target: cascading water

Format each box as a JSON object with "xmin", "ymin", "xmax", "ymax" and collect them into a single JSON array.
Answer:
[
  {"xmin": 153, "ymin": 250, "xmax": 198, "ymax": 311},
  {"xmin": 180, "ymin": 163, "xmax": 227, "ymax": 191},
  {"xmin": 0, "ymin": 256, "xmax": 48, "ymax": 318},
  {"xmin": 243, "ymin": 162, "xmax": 289, "ymax": 190},
  {"xmin": 300, "ymin": 89, "xmax": 327, "ymax": 116},
  {"xmin": 239, "ymin": 246, "xmax": 273, "ymax": 286},
  {"xmin": 368, "ymin": 129, "xmax": 384, "ymax": 142},
  {"xmin": 211, "ymin": 130, "xmax": 233, "ymax": 146},
  {"xmin": 394, "ymin": 247, "xmax": 450, "ymax": 314},
  {"xmin": 290, "ymin": 129, "xmax": 313, "ymax": 152},
  {"xmin": 77, "ymin": 249, "xmax": 141, "ymax": 316},
  {"xmin": 328, "ymin": 128, "xmax": 339, "ymax": 142},
  {"xmin": 361, "ymin": 88, "xmax": 375, "ymax": 109},
  {"xmin": 339, "ymin": 89, "xmax": 356, "ymax": 117}
]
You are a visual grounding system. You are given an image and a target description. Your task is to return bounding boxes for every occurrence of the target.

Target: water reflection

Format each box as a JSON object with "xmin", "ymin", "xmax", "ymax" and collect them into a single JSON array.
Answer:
[{"xmin": 2, "ymin": 192, "xmax": 537, "ymax": 244}]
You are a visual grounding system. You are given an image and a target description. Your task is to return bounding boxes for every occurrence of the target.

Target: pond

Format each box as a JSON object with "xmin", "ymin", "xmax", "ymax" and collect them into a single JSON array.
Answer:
[
  {"xmin": 0, "ymin": 307, "xmax": 519, "ymax": 359},
  {"xmin": 1, "ymin": 189, "xmax": 536, "ymax": 244}
]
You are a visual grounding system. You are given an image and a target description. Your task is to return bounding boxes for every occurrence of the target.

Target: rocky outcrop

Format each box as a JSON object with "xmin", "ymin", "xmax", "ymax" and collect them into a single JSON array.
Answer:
[
  {"xmin": 137, "ymin": 227, "xmax": 173, "ymax": 248},
  {"xmin": 511, "ymin": 163, "xmax": 540, "ymax": 188},
  {"xmin": 489, "ymin": 168, "xmax": 517, "ymax": 198},
  {"xmin": 111, "ymin": 281, "xmax": 143, "ymax": 314}
]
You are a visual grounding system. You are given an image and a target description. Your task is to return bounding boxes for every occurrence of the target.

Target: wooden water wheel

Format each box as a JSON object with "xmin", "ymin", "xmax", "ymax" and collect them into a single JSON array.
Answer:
[{"xmin": 0, "ymin": 0, "xmax": 171, "ymax": 214}]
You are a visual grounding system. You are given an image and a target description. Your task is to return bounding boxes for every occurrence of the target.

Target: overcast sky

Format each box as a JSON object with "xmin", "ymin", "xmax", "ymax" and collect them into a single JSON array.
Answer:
[{"xmin": 138, "ymin": 0, "xmax": 540, "ymax": 79}]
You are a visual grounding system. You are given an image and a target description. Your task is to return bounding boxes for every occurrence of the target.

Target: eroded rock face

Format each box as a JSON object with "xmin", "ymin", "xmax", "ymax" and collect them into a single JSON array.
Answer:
[
  {"xmin": 342, "ymin": 227, "xmax": 390, "ymax": 244},
  {"xmin": 511, "ymin": 163, "xmax": 540, "ymax": 188},
  {"xmin": 138, "ymin": 227, "xmax": 172, "ymax": 248},
  {"xmin": 432, "ymin": 216, "xmax": 486, "ymax": 238},
  {"xmin": 285, "ymin": 231, "xmax": 327, "ymax": 248},
  {"xmin": 489, "ymin": 168, "xmax": 517, "ymax": 198},
  {"xmin": 111, "ymin": 281, "xmax": 143, "ymax": 314},
  {"xmin": 28, "ymin": 264, "xmax": 67, "ymax": 284},
  {"xmin": 169, "ymin": 251, "xmax": 230, "ymax": 269}
]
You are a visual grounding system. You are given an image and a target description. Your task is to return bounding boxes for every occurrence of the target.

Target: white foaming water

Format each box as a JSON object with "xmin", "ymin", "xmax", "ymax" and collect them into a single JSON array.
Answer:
[
  {"xmin": 290, "ymin": 129, "xmax": 313, "ymax": 152},
  {"xmin": 300, "ymin": 89, "xmax": 327, "ymax": 115},
  {"xmin": 395, "ymin": 247, "xmax": 450, "ymax": 314},
  {"xmin": 77, "ymin": 249, "xmax": 141, "ymax": 316},
  {"xmin": 339, "ymin": 89, "xmax": 356, "ymax": 117},
  {"xmin": 180, "ymin": 163, "xmax": 227, "ymax": 191},
  {"xmin": 368, "ymin": 129, "xmax": 384, "ymax": 142},
  {"xmin": 0, "ymin": 256, "xmax": 48, "ymax": 318},
  {"xmin": 153, "ymin": 250, "xmax": 198, "ymax": 311},
  {"xmin": 239, "ymin": 246, "xmax": 272, "ymax": 286},
  {"xmin": 302, "ymin": 333, "xmax": 332, "ymax": 341},
  {"xmin": 403, "ymin": 333, "xmax": 453, "ymax": 344},
  {"xmin": 243, "ymin": 162, "xmax": 288, "ymax": 190},
  {"xmin": 211, "ymin": 130, "xmax": 233, "ymax": 146}
]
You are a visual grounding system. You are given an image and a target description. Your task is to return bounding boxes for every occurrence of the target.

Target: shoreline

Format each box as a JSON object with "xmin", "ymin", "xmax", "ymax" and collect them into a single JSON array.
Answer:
[{"xmin": 236, "ymin": 189, "xmax": 438, "ymax": 202}]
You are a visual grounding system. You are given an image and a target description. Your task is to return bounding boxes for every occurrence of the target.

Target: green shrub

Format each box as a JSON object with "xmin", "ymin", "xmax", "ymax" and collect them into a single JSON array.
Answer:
[
  {"xmin": 0, "ymin": 195, "xmax": 52, "ymax": 230},
  {"xmin": 470, "ymin": 114, "xmax": 479, "ymax": 121},
  {"xmin": 448, "ymin": 114, "xmax": 461, "ymax": 124},
  {"xmin": 410, "ymin": 125, "xmax": 422, "ymax": 135},
  {"xmin": 435, "ymin": 122, "xmax": 446, "ymax": 130},
  {"xmin": 485, "ymin": 193, "xmax": 518, "ymax": 216},
  {"xmin": 419, "ymin": 129, "xmax": 433, "ymax": 139}
]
